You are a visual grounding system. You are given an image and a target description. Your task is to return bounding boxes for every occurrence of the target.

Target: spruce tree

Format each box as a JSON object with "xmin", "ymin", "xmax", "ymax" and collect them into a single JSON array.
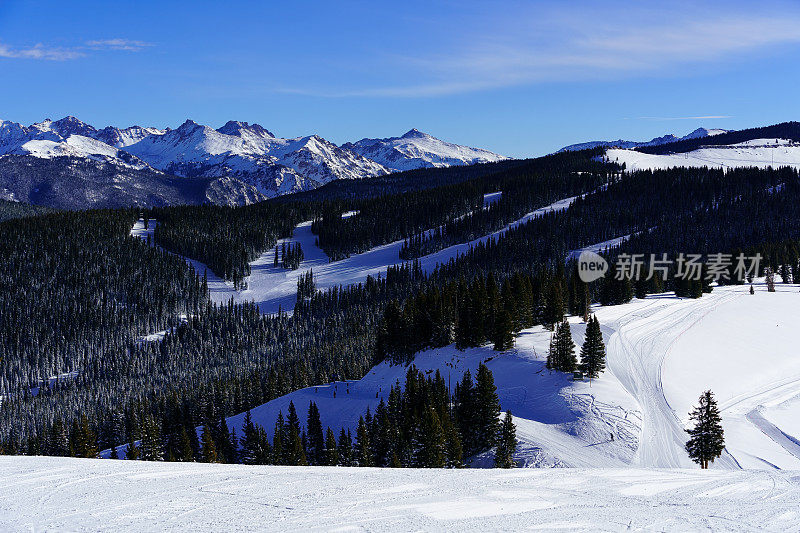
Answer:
[
  {"xmin": 685, "ymin": 390, "xmax": 725, "ymax": 469},
  {"xmin": 552, "ymin": 319, "xmax": 576, "ymax": 372},
  {"xmin": 200, "ymin": 425, "xmax": 218, "ymax": 463},
  {"xmin": 580, "ymin": 315, "xmax": 606, "ymax": 379},
  {"xmin": 475, "ymin": 363, "xmax": 501, "ymax": 452},
  {"xmin": 324, "ymin": 428, "xmax": 339, "ymax": 466},
  {"xmin": 492, "ymin": 308, "xmax": 515, "ymax": 352},
  {"xmin": 494, "ymin": 411, "xmax": 517, "ymax": 468},
  {"xmin": 306, "ymin": 402, "xmax": 325, "ymax": 466}
]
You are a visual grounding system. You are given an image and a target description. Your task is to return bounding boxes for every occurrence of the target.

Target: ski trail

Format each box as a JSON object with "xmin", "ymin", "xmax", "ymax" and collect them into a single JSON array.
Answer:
[{"xmin": 606, "ymin": 290, "xmax": 743, "ymax": 468}]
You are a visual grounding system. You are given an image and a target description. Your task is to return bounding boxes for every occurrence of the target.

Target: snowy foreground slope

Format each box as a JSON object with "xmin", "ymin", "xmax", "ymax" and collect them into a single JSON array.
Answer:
[
  {"xmin": 607, "ymin": 139, "xmax": 800, "ymax": 171},
  {"xmin": 3, "ymin": 456, "xmax": 800, "ymax": 532},
  {"xmin": 191, "ymin": 281, "xmax": 800, "ymax": 471}
]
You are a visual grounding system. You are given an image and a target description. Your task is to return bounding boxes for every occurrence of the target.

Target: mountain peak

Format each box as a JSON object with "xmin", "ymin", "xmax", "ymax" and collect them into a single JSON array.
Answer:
[
  {"xmin": 216, "ymin": 120, "xmax": 275, "ymax": 138},
  {"xmin": 401, "ymin": 128, "xmax": 427, "ymax": 139}
]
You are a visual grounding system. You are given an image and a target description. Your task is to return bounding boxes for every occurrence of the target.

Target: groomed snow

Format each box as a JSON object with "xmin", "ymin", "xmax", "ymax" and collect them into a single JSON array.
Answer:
[
  {"xmin": 3, "ymin": 456, "xmax": 800, "ymax": 532},
  {"xmin": 607, "ymin": 139, "xmax": 800, "ymax": 171}
]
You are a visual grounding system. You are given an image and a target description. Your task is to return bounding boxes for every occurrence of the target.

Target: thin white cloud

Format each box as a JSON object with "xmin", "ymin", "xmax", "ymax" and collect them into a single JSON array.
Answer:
[
  {"xmin": 85, "ymin": 39, "xmax": 153, "ymax": 52},
  {"xmin": 0, "ymin": 38, "xmax": 153, "ymax": 61},
  {"xmin": 0, "ymin": 42, "xmax": 83, "ymax": 61},
  {"xmin": 283, "ymin": 3, "xmax": 800, "ymax": 98}
]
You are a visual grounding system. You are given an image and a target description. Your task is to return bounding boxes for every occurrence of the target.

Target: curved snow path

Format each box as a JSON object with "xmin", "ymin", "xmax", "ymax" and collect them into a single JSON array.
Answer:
[
  {"xmin": 602, "ymin": 282, "xmax": 800, "ymax": 470},
  {"xmin": 605, "ymin": 291, "xmax": 742, "ymax": 468}
]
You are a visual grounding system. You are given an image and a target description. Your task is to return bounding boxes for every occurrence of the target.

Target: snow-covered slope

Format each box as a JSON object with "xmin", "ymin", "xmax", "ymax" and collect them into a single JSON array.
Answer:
[
  {"xmin": 559, "ymin": 127, "xmax": 729, "ymax": 152},
  {"xmin": 4, "ymin": 456, "xmax": 799, "ymax": 532},
  {"xmin": 607, "ymin": 138, "xmax": 800, "ymax": 171},
  {"xmin": 343, "ymin": 128, "xmax": 507, "ymax": 171}
]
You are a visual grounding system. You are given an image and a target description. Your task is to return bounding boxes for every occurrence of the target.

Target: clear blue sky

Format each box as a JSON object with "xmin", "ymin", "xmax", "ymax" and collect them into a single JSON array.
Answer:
[{"xmin": 2, "ymin": 0, "xmax": 800, "ymax": 157}]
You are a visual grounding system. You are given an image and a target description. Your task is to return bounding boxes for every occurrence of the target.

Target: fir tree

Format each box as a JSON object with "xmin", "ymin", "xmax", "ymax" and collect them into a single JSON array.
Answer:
[
  {"xmin": 475, "ymin": 363, "xmax": 501, "ymax": 452},
  {"xmin": 200, "ymin": 425, "xmax": 218, "ymax": 463},
  {"xmin": 492, "ymin": 308, "xmax": 515, "ymax": 352},
  {"xmin": 306, "ymin": 402, "xmax": 325, "ymax": 465},
  {"xmin": 551, "ymin": 319, "xmax": 576, "ymax": 373},
  {"xmin": 685, "ymin": 390, "xmax": 725, "ymax": 469},
  {"xmin": 324, "ymin": 428, "xmax": 339, "ymax": 466},
  {"xmin": 580, "ymin": 315, "xmax": 606, "ymax": 379},
  {"xmin": 494, "ymin": 411, "xmax": 517, "ymax": 468}
]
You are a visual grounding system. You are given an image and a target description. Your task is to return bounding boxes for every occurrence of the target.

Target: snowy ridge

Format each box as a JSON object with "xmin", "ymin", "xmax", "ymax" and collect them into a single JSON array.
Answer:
[
  {"xmin": 607, "ymin": 138, "xmax": 800, "ymax": 171},
  {"xmin": 343, "ymin": 128, "xmax": 507, "ymax": 171},
  {"xmin": 558, "ymin": 127, "xmax": 729, "ymax": 152}
]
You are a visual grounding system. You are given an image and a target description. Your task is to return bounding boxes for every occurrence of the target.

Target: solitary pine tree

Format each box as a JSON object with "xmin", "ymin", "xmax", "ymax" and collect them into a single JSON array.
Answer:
[
  {"xmin": 685, "ymin": 390, "xmax": 725, "ymax": 469},
  {"xmin": 494, "ymin": 411, "xmax": 517, "ymax": 468},
  {"xmin": 580, "ymin": 315, "xmax": 606, "ymax": 379}
]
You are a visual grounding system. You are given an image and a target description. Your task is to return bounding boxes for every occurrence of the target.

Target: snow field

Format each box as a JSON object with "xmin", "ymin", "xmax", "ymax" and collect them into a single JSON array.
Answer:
[
  {"xmin": 607, "ymin": 139, "xmax": 800, "ymax": 171},
  {"xmin": 3, "ymin": 456, "xmax": 800, "ymax": 532}
]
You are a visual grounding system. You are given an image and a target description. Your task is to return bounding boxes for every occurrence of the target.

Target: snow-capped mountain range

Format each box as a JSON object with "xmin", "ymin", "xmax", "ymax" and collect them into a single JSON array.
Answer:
[
  {"xmin": 0, "ymin": 116, "xmax": 507, "ymax": 207},
  {"xmin": 343, "ymin": 128, "xmax": 507, "ymax": 171},
  {"xmin": 558, "ymin": 127, "xmax": 729, "ymax": 152}
]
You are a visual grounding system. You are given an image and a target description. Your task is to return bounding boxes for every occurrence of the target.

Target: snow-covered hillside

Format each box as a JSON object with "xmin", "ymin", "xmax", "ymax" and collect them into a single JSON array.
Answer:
[
  {"xmin": 559, "ymin": 127, "xmax": 728, "ymax": 152},
  {"xmin": 343, "ymin": 128, "xmax": 507, "ymax": 171},
  {"xmin": 3, "ymin": 456, "xmax": 799, "ymax": 532},
  {"xmin": 130, "ymin": 193, "xmax": 576, "ymax": 314},
  {"xmin": 179, "ymin": 280, "xmax": 799, "ymax": 471},
  {"xmin": 607, "ymin": 138, "xmax": 800, "ymax": 171}
]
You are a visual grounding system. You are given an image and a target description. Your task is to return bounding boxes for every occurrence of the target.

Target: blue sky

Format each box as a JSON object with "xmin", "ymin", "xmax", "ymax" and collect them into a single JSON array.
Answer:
[{"xmin": 2, "ymin": 0, "xmax": 800, "ymax": 157}]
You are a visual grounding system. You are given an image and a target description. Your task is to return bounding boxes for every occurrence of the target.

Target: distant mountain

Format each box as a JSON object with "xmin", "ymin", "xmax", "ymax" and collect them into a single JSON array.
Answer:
[
  {"xmin": 124, "ymin": 119, "xmax": 389, "ymax": 197},
  {"xmin": 558, "ymin": 127, "xmax": 729, "ymax": 152},
  {"xmin": 0, "ymin": 155, "xmax": 266, "ymax": 210},
  {"xmin": 0, "ymin": 117, "xmax": 508, "ymax": 208},
  {"xmin": 342, "ymin": 129, "xmax": 507, "ymax": 172}
]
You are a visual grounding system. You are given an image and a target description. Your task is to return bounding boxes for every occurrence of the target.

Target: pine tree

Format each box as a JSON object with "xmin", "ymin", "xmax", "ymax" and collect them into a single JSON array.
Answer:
[
  {"xmin": 338, "ymin": 428, "xmax": 353, "ymax": 466},
  {"xmin": 306, "ymin": 402, "xmax": 325, "ymax": 465},
  {"xmin": 492, "ymin": 308, "xmax": 515, "ymax": 352},
  {"xmin": 551, "ymin": 319, "xmax": 576, "ymax": 373},
  {"xmin": 200, "ymin": 425, "xmax": 218, "ymax": 463},
  {"xmin": 414, "ymin": 408, "xmax": 445, "ymax": 468},
  {"xmin": 475, "ymin": 363, "xmax": 501, "ymax": 452},
  {"xmin": 494, "ymin": 411, "xmax": 517, "ymax": 468},
  {"xmin": 580, "ymin": 315, "xmax": 606, "ymax": 379},
  {"xmin": 455, "ymin": 369, "xmax": 477, "ymax": 455},
  {"xmin": 139, "ymin": 414, "xmax": 163, "ymax": 461},
  {"xmin": 125, "ymin": 435, "xmax": 140, "ymax": 460},
  {"xmin": 324, "ymin": 428, "xmax": 339, "ymax": 466},
  {"xmin": 240, "ymin": 410, "xmax": 258, "ymax": 465},
  {"xmin": 355, "ymin": 416, "xmax": 372, "ymax": 466},
  {"xmin": 685, "ymin": 390, "xmax": 725, "ymax": 469}
]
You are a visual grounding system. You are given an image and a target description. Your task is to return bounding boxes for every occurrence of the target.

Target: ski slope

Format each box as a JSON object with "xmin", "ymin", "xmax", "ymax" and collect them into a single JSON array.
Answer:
[
  {"xmin": 607, "ymin": 139, "xmax": 800, "ymax": 171},
  {"xmin": 192, "ymin": 281, "xmax": 800, "ymax": 471},
  {"xmin": 131, "ymin": 192, "xmax": 576, "ymax": 314},
  {"xmin": 131, "ymin": 219, "xmax": 800, "ymax": 469},
  {"xmin": 3, "ymin": 456, "xmax": 800, "ymax": 532}
]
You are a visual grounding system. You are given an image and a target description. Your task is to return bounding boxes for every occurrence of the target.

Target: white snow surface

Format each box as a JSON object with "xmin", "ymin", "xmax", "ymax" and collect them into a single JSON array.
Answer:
[
  {"xmin": 3, "ymin": 456, "xmax": 800, "ymax": 532},
  {"xmin": 607, "ymin": 139, "xmax": 800, "ymax": 171}
]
